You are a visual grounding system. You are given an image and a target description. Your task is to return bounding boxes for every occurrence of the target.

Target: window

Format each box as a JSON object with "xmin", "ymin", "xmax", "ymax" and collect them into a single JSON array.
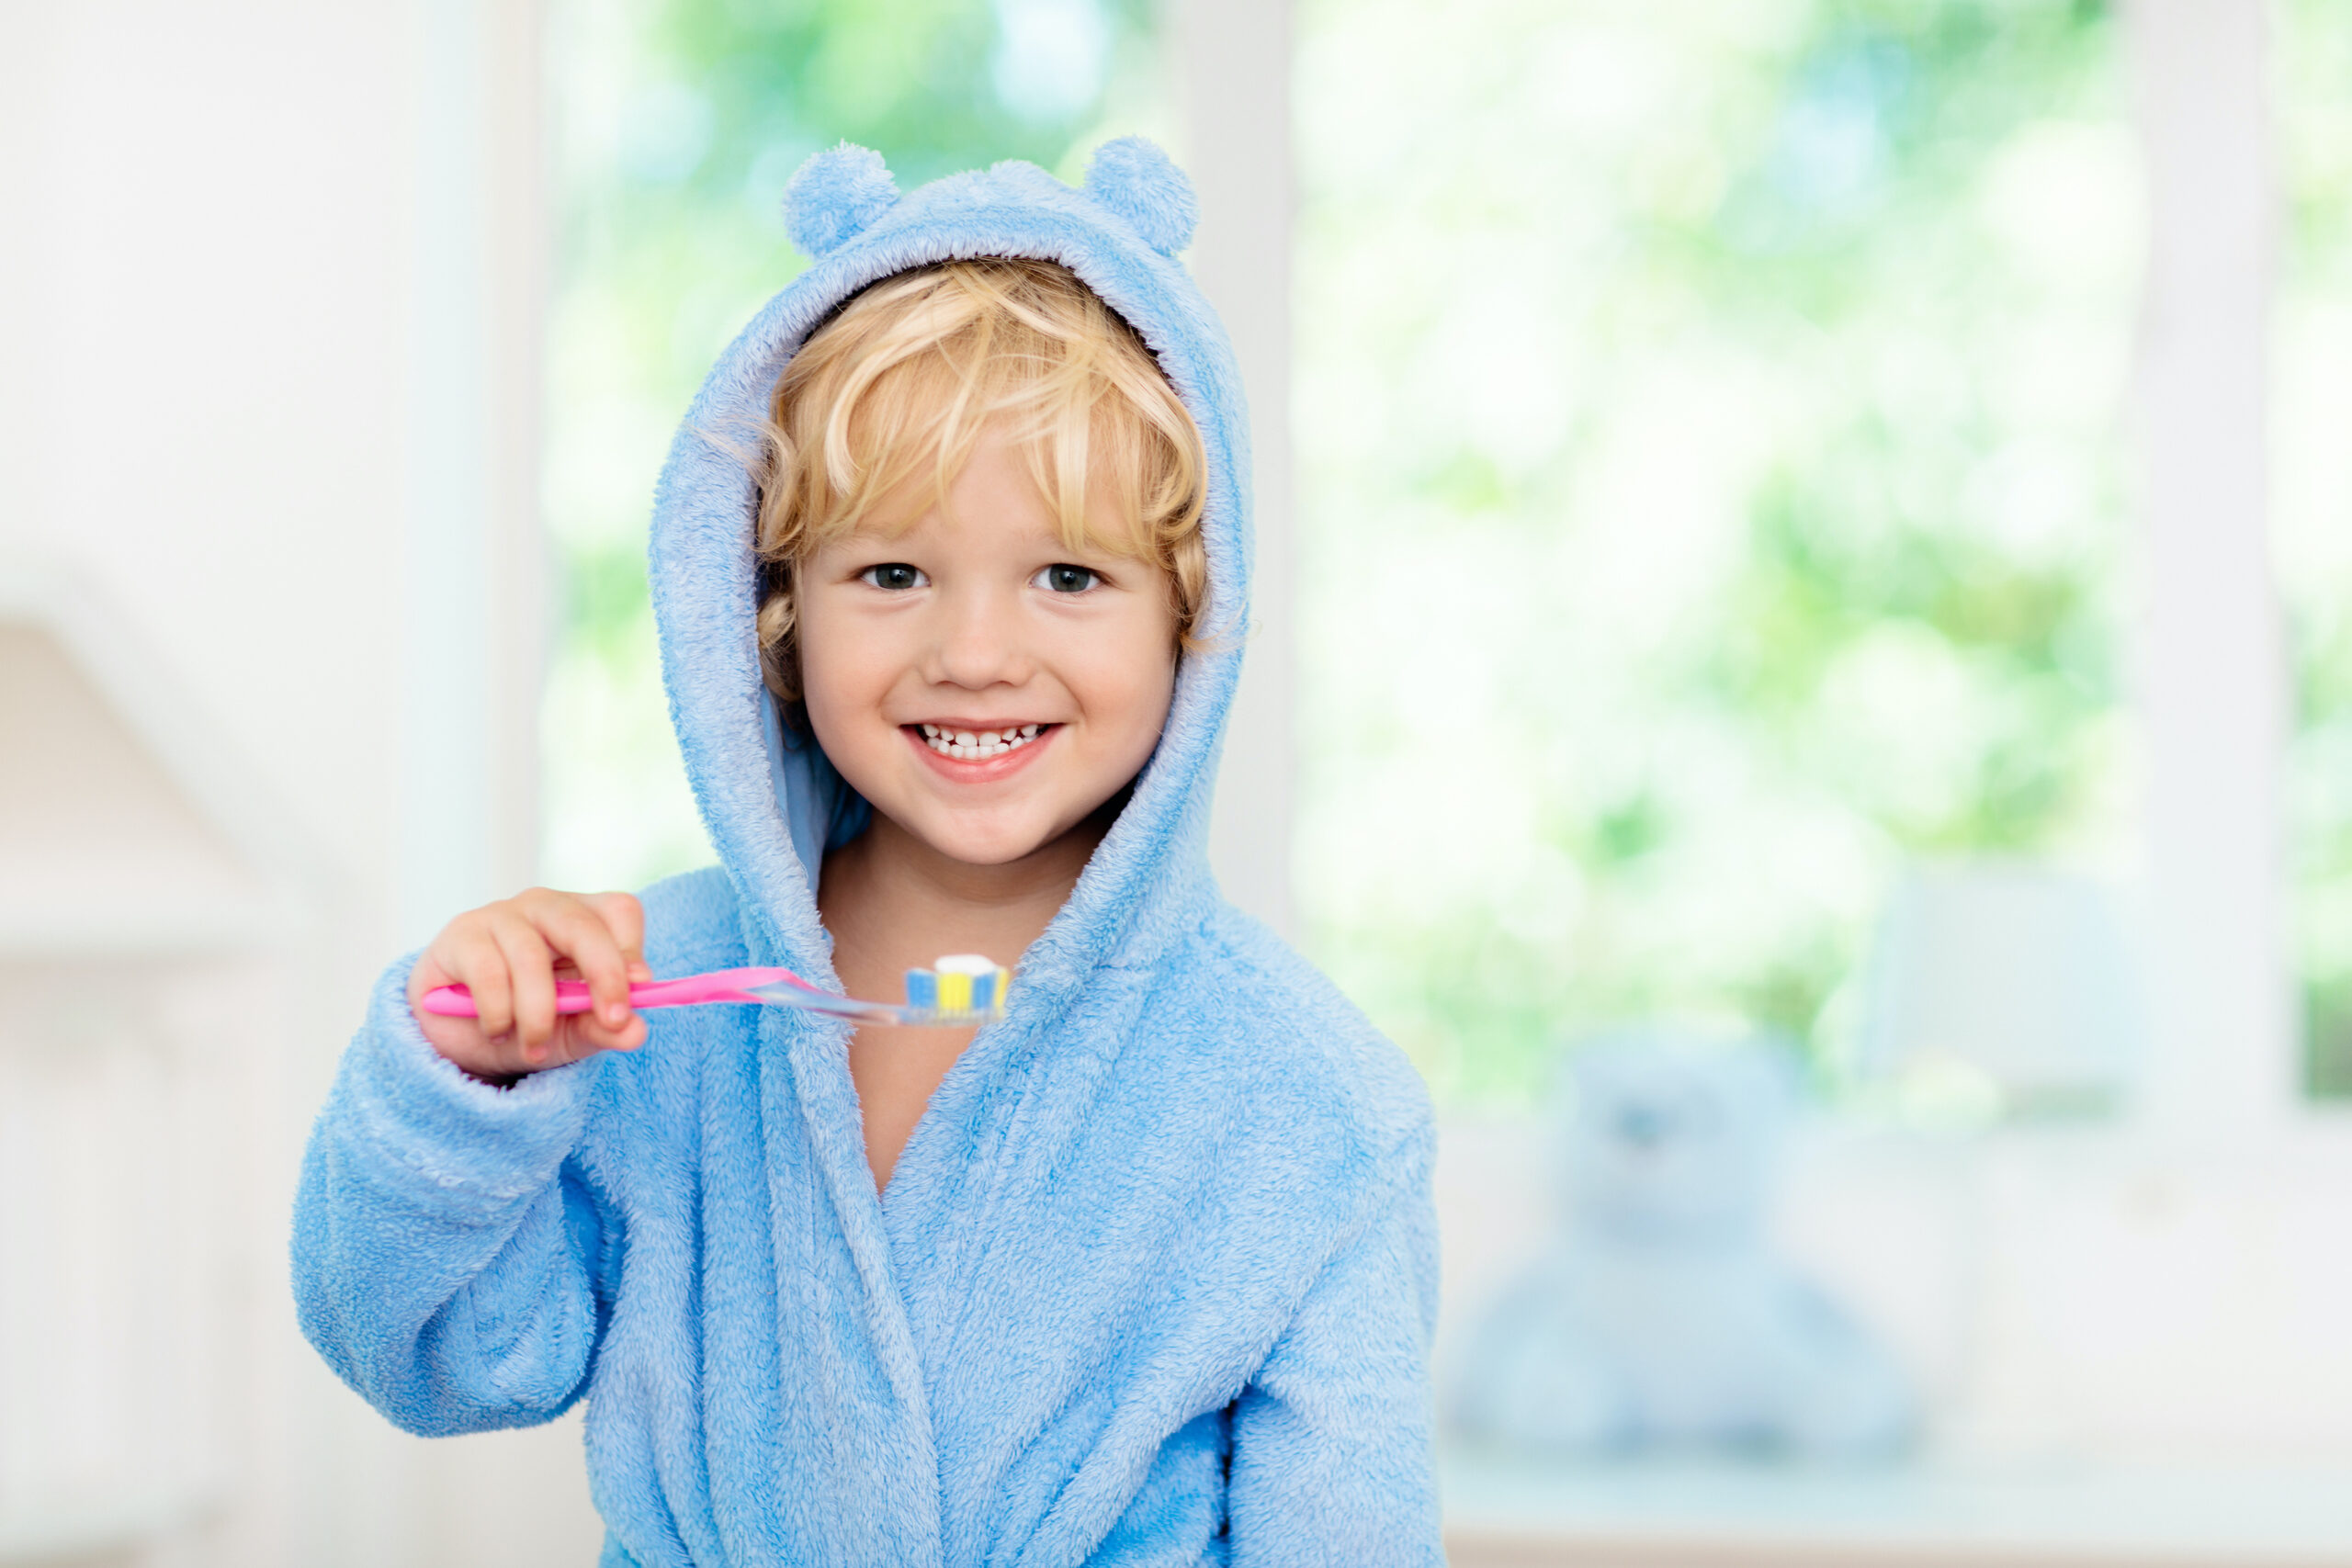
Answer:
[{"xmin": 1294, "ymin": 0, "xmax": 2143, "ymax": 1098}]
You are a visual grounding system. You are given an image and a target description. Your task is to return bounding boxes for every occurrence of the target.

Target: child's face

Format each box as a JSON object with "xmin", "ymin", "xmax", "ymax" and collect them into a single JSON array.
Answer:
[{"xmin": 796, "ymin": 430, "xmax": 1180, "ymax": 869}]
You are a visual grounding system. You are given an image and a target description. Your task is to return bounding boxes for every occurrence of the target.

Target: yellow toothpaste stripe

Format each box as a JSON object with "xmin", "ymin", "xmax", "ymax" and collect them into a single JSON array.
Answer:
[{"xmin": 937, "ymin": 970, "xmax": 973, "ymax": 1012}]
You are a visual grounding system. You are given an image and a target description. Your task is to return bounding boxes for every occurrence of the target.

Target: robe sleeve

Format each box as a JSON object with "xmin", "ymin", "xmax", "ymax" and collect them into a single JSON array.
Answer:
[
  {"xmin": 290, "ymin": 953, "xmax": 610, "ymax": 1437},
  {"xmin": 1225, "ymin": 1128, "xmax": 1444, "ymax": 1565}
]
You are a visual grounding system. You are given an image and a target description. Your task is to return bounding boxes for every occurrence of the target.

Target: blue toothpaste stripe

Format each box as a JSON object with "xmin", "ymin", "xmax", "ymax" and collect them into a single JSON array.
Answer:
[{"xmin": 905, "ymin": 969, "xmax": 938, "ymax": 1011}]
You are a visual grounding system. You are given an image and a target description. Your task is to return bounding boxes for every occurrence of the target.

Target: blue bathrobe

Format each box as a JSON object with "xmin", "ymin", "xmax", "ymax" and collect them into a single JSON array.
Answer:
[{"xmin": 292, "ymin": 140, "xmax": 1442, "ymax": 1566}]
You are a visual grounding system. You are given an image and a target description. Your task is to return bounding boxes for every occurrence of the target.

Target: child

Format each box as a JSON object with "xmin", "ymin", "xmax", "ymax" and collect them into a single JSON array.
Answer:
[{"xmin": 293, "ymin": 139, "xmax": 1441, "ymax": 1566}]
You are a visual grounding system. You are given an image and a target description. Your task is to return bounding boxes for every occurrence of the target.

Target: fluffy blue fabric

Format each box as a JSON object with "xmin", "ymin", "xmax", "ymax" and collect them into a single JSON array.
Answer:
[
  {"xmin": 293, "ymin": 141, "xmax": 1442, "ymax": 1566},
  {"xmin": 1080, "ymin": 137, "xmax": 1198, "ymax": 255},
  {"xmin": 783, "ymin": 142, "xmax": 900, "ymax": 259}
]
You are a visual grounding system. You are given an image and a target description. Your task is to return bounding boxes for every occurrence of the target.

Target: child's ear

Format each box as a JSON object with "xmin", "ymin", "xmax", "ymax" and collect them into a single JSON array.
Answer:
[
  {"xmin": 783, "ymin": 143, "xmax": 901, "ymax": 259},
  {"xmin": 1081, "ymin": 137, "xmax": 1198, "ymax": 256}
]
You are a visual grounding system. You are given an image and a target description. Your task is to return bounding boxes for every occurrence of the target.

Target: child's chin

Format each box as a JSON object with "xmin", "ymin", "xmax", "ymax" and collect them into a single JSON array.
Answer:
[
  {"xmin": 921, "ymin": 828, "xmax": 1053, "ymax": 868},
  {"xmin": 908, "ymin": 807, "xmax": 1079, "ymax": 869}
]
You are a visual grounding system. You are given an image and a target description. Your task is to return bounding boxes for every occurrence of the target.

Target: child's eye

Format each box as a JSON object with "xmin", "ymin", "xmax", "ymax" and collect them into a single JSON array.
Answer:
[
  {"xmin": 1033, "ymin": 564, "xmax": 1100, "ymax": 594},
  {"xmin": 860, "ymin": 563, "xmax": 927, "ymax": 591}
]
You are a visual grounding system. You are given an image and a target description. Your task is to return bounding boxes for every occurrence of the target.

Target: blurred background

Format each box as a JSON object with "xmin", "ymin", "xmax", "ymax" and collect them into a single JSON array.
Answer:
[{"xmin": 4, "ymin": 0, "xmax": 2351, "ymax": 1562}]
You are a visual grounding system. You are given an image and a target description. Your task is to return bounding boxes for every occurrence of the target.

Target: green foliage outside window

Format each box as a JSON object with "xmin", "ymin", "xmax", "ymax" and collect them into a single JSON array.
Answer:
[{"xmin": 1294, "ymin": 0, "xmax": 2140, "ymax": 1099}]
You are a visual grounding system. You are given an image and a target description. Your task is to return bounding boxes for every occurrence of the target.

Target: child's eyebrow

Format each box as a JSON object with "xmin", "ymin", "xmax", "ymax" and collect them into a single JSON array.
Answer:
[{"xmin": 828, "ymin": 512, "xmax": 922, "ymax": 548}]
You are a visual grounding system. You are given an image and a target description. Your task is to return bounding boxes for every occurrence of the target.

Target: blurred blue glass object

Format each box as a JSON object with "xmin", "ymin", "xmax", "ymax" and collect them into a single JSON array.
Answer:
[{"xmin": 1859, "ymin": 864, "xmax": 2143, "ymax": 1120}]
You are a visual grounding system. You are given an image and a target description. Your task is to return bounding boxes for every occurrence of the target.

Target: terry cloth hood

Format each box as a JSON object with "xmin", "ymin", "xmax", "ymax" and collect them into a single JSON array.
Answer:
[
  {"xmin": 292, "ymin": 138, "xmax": 1442, "ymax": 1568},
  {"xmin": 650, "ymin": 136, "xmax": 1250, "ymax": 1008}
]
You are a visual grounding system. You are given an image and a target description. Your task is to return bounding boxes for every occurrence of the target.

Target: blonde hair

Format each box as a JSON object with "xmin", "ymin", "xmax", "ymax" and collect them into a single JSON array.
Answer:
[{"xmin": 753, "ymin": 256, "xmax": 1209, "ymax": 704}]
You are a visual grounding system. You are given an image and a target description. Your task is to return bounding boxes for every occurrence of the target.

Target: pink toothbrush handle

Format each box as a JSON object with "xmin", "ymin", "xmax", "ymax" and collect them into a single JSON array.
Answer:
[{"xmin": 418, "ymin": 967, "xmax": 802, "ymax": 1018}]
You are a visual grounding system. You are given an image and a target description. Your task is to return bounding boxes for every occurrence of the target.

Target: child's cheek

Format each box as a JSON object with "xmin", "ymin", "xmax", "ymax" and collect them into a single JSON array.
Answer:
[
  {"xmin": 1102, "ymin": 611, "xmax": 1179, "ymax": 773},
  {"xmin": 795, "ymin": 585, "xmax": 896, "ymax": 774}
]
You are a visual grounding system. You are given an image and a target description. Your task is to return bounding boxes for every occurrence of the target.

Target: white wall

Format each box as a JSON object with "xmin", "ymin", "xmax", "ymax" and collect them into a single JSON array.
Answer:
[{"xmin": 0, "ymin": 2, "xmax": 589, "ymax": 1562}]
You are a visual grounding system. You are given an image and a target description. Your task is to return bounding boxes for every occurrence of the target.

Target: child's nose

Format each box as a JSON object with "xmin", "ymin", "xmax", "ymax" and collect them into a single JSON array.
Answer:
[{"xmin": 930, "ymin": 586, "xmax": 1028, "ymax": 687}]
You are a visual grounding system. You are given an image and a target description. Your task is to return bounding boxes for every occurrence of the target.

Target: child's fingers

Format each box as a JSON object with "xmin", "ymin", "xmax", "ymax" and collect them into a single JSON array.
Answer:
[
  {"xmin": 584, "ymin": 891, "xmax": 646, "ymax": 966},
  {"xmin": 408, "ymin": 889, "xmax": 654, "ymax": 1083},
  {"xmin": 522, "ymin": 890, "xmax": 639, "ymax": 1030},
  {"xmin": 568, "ymin": 1007, "xmax": 648, "ymax": 1055},
  {"xmin": 541, "ymin": 999, "xmax": 648, "ymax": 1066},
  {"xmin": 489, "ymin": 909, "xmax": 561, "ymax": 1059},
  {"xmin": 432, "ymin": 925, "xmax": 515, "ymax": 1042}
]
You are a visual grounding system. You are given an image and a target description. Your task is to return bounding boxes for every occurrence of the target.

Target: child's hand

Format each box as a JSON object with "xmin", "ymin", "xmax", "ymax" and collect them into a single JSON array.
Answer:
[{"xmin": 406, "ymin": 889, "xmax": 652, "ymax": 1083}]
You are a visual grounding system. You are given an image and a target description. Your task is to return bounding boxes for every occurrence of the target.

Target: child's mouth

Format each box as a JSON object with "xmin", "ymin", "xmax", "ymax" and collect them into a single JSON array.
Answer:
[{"xmin": 916, "ymin": 722, "xmax": 1046, "ymax": 761}]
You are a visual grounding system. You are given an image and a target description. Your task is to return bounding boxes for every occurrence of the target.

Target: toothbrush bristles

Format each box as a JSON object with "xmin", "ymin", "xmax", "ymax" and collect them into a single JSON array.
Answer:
[
  {"xmin": 741, "ymin": 959, "xmax": 1010, "ymax": 1028},
  {"xmin": 904, "ymin": 956, "xmax": 1011, "ymax": 1025}
]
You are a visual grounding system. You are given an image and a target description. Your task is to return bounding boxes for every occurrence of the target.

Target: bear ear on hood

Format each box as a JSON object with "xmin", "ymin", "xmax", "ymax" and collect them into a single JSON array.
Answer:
[
  {"xmin": 783, "ymin": 143, "xmax": 901, "ymax": 258},
  {"xmin": 1082, "ymin": 136, "xmax": 1197, "ymax": 254}
]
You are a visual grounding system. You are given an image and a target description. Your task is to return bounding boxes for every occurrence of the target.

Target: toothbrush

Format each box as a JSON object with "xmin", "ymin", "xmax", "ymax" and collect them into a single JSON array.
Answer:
[{"xmin": 418, "ymin": 953, "xmax": 1012, "ymax": 1028}]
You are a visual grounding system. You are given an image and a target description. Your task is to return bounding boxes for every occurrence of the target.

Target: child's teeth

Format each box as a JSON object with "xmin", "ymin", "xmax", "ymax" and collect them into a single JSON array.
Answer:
[{"xmin": 922, "ymin": 724, "xmax": 1046, "ymax": 760}]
